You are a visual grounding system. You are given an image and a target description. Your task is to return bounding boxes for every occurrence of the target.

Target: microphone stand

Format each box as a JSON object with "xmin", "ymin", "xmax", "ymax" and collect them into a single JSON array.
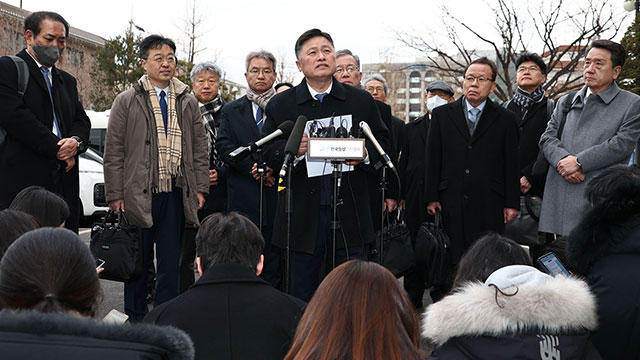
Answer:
[
  {"xmin": 254, "ymin": 149, "xmax": 266, "ymax": 232},
  {"xmin": 378, "ymin": 164, "xmax": 387, "ymax": 266},
  {"xmin": 283, "ymin": 159, "xmax": 294, "ymax": 294},
  {"xmin": 330, "ymin": 160, "xmax": 344, "ymax": 270}
]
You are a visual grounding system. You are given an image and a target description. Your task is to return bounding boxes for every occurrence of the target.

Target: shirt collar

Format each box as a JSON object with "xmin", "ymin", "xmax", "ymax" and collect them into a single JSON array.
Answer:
[
  {"xmin": 26, "ymin": 49, "xmax": 48, "ymax": 70},
  {"xmin": 154, "ymin": 86, "xmax": 170, "ymax": 99},
  {"xmin": 307, "ymin": 81, "xmax": 332, "ymax": 99},
  {"xmin": 464, "ymin": 98, "xmax": 487, "ymax": 113}
]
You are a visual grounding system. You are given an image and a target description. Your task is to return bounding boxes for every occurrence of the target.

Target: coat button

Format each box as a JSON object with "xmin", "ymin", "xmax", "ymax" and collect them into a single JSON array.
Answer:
[
  {"xmin": 145, "ymin": 140, "xmax": 150, "ymax": 145},
  {"xmin": 463, "ymin": 194, "xmax": 469, "ymax": 199},
  {"xmin": 465, "ymin": 169, "xmax": 470, "ymax": 174},
  {"xmin": 143, "ymin": 189, "xmax": 148, "ymax": 194},
  {"xmin": 145, "ymin": 163, "xmax": 150, "ymax": 169},
  {"xmin": 467, "ymin": 145, "xmax": 472, "ymax": 150}
]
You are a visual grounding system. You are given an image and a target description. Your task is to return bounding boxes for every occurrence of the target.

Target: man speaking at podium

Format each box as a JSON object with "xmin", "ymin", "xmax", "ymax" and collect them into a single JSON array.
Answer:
[{"xmin": 262, "ymin": 29, "xmax": 391, "ymax": 301}]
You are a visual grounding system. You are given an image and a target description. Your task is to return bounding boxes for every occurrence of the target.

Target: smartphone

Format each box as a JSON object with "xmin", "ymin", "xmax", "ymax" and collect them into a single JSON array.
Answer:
[
  {"xmin": 537, "ymin": 252, "xmax": 571, "ymax": 277},
  {"xmin": 96, "ymin": 258, "xmax": 105, "ymax": 270},
  {"xmin": 103, "ymin": 309, "xmax": 129, "ymax": 324}
]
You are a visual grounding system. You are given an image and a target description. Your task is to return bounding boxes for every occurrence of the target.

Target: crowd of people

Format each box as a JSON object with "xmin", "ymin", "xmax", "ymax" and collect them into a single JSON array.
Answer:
[{"xmin": 0, "ymin": 9, "xmax": 639, "ymax": 360}]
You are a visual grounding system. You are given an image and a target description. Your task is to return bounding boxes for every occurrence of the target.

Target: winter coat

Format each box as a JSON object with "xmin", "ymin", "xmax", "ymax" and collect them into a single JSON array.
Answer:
[
  {"xmin": 104, "ymin": 78, "xmax": 210, "ymax": 228},
  {"xmin": 423, "ymin": 266, "xmax": 601, "ymax": 359},
  {"xmin": 539, "ymin": 83, "xmax": 640, "ymax": 235},
  {"xmin": 567, "ymin": 194, "xmax": 640, "ymax": 359}
]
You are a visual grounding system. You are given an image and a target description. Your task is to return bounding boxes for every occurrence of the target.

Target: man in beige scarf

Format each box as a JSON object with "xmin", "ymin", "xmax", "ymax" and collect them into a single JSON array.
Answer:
[{"xmin": 104, "ymin": 35, "xmax": 209, "ymax": 322}]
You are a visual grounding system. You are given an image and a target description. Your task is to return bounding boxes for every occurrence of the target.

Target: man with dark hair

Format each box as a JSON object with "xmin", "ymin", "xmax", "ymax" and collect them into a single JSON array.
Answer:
[
  {"xmin": 216, "ymin": 50, "xmax": 281, "ymax": 287},
  {"xmin": 262, "ymin": 29, "xmax": 391, "ymax": 301},
  {"xmin": 425, "ymin": 57, "xmax": 520, "ymax": 300},
  {"xmin": 0, "ymin": 11, "xmax": 91, "ymax": 233},
  {"xmin": 104, "ymin": 34, "xmax": 209, "ymax": 322},
  {"xmin": 539, "ymin": 39, "xmax": 640, "ymax": 236},
  {"xmin": 144, "ymin": 212, "xmax": 305, "ymax": 360},
  {"xmin": 502, "ymin": 52, "xmax": 553, "ymax": 251}
]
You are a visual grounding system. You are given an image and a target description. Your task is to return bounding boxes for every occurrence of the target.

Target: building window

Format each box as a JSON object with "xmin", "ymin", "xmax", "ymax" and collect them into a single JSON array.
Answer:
[
  {"xmin": 409, "ymin": 98, "xmax": 421, "ymax": 104},
  {"xmin": 410, "ymin": 88, "xmax": 421, "ymax": 93},
  {"xmin": 397, "ymin": 98, "xmax": 406, "ymax": 104},
  {"xmin": 397, "ymin": 88, "xmax": 407, "ymax": 94},
  {"xmin": 425, "ymin": 77, "xmax": 435, "ymax": 82}
]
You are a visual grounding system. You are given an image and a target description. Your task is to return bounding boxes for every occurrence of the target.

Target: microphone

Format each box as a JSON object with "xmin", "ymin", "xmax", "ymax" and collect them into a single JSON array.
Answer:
[
  {"xmin": 279, "ymin": 115, "xmax": 308, "ymax": 179},
  {"xmin": 229, "ymin": 120, "xmax": 294, "ymax": 160},
  {"xmin": 359, "ymin": 121, "xmax": 395, "ymax": 170}
]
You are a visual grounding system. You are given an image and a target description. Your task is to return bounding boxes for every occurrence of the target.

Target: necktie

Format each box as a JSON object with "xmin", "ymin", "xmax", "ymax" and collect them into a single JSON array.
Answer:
[
  {"xmin": 256, "ymin": 106, "xmax": 264, "ymax": 131},
  {"xmin": 315, "ymin": 93, "xmax": 327, "ymax": 102},
  {"xmin": 468, "ymin": 108, "xmax": 480, "ymax": 135},
  {"xmin": 40, "ymin": 67, "xmax": 62, "ymax": 138},
  {"xmin": 159, "ymin": 90, "xmax": 168, "ymax": 135}
]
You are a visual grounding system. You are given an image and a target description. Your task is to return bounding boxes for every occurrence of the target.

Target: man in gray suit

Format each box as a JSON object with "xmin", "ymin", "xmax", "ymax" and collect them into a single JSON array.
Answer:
[{"xmin": 539, "ymin": 39, "xmax": 640, "ymax": 237}]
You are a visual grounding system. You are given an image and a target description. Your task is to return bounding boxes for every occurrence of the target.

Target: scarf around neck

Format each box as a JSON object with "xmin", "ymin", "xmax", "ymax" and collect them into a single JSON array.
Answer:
[
  {"xmin": 140, "ymin": 75, "xmax": 182, "ymax": 193},
  {"xmin": 246, "ymin": 87, "xmax": 276, "ymax": 109},
  {"xmin": 513, "ymin": 85, "xmax": 545, "ymax": 113}
]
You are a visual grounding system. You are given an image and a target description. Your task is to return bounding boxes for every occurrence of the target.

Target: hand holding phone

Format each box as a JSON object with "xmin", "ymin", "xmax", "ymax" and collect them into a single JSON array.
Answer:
[{"xmin": 537, "ymin": 252, "xmax": 571, "ymax": 277}]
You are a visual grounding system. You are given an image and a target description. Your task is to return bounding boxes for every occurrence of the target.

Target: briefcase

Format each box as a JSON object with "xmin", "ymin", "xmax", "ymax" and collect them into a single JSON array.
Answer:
[
  {"xmin": 371, "ymin": 211, "xmax": 415, "ymax": 278},
  {"xmin": 414, "ymin": 209, "xmax": 450, "ymax": 285},
  {"xmin": 90, "ymin": 211, "xmax": 143, "ymax": 282}
]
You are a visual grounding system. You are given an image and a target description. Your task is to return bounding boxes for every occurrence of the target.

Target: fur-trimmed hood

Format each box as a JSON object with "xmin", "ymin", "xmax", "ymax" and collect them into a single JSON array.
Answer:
[{"xmin": 422, "ymin": 268, "xmax": 598, "ymax": 346}]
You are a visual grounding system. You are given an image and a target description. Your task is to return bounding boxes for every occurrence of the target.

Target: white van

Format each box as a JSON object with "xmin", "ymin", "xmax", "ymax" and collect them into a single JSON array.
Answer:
[{"xmin": 79, "ymin": 110, "xmax": 110, "ymax": 221}]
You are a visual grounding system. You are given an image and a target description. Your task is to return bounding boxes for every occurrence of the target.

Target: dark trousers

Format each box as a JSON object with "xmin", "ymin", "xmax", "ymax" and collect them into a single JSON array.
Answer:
[
  {"xmin": 125, "ymin": 188, "xmax": 183, "ymax": 322},
  {"xmin": 179, "ymin": 208, "xmax": 215, "ymax": 293},
  {"xmin": 289, "ymin": 205, "xmax": 368, "ymax": 302},
  {"xmin": 403, "ymin": 217, "xmax": 426, "ymax": 306}
]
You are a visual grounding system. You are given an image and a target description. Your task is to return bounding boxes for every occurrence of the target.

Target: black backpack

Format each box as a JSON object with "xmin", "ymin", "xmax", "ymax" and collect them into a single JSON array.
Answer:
[{"xmin": 0, "ymin": 55, "xmax": 29, "ymax": 145}]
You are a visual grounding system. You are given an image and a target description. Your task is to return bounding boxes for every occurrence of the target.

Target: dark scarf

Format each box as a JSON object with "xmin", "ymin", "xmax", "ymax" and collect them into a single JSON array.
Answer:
[
  {"xmin": 513, "ymin": 85, "xmax": 545, "ymax": 113},
  {"xmin": 199, "ymin": 94, "xmax": 224, "ymax": 168}
]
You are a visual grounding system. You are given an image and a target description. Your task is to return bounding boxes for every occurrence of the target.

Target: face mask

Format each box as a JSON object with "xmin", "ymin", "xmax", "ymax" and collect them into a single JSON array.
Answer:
[
  {"xmin": 33, "ymin": 45, "xmax": 62, "ymax": 67},
  {"xmin": 427, "ymin": 95, "xmax": 449, "ymax": 113}
]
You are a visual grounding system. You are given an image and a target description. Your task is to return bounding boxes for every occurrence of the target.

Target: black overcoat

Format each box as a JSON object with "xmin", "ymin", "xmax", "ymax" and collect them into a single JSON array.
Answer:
[
  {"xmin": 399, "ymin": 114, "xmax": 429, "ymax": 239},
  {"xmin": 144, "ymin": 263, "xmax": 306, "ymax": 360},
  {"xmin": 262, "ymin": 78, "xmax": 391, "ymax": 254},
  {"xmin": 424, "ymin": 97, "xmax": 520, "ymax": 263},
  {"xmin": 0, "ymin": 49, "xmax": 90, "ymax": 231},
  {"xmin": 216, "ymin": 95, "xmax": 277, "ymax": 226}
]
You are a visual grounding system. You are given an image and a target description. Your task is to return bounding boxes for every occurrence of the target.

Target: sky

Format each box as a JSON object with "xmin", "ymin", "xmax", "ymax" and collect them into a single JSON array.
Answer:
[{"xmin": 7, "ymin": 0, "xmax": 634, "ymax": 84}]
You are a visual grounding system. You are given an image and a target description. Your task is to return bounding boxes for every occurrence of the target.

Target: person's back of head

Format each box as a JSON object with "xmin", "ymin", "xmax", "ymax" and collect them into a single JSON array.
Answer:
[
  {"xmin": 0, "ymin": 227, "xmax": 101, "ymax": 317},
  {"xmin": 9, "ymin": 186, "xmax": 69, "ymax": 228},
  {"xmin": 453, "ymin": 233, "xmax": 532, "ymax": 288},
  {"xmin": 285, "ymin": 260, "xmax": 424, "ymax": 360},
  {"xmin": 0, "ymin": 209, "xmax": 40, "ymax": 259},
  {"xmin": 195, "ymin": 212, "xmax": 264, "ymax": 274}
]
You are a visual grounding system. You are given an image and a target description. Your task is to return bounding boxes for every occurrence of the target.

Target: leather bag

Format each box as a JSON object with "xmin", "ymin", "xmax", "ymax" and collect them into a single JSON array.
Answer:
[
  {"xmin": 372, "ymin": 211, "xmax": 415, "ymax": 278},
  {"xmin": 90, "ymin": 211, "xmax": 143, "ymax": 282},
  {"xmin": 414, "ymin": 209, "xmax": 450, "ymax": 285}
]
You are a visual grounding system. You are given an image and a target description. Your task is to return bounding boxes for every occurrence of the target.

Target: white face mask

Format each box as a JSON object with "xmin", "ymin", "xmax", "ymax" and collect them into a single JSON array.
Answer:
[{"xmin": 427, "ymin": 95, "xmax": 449, "ymax": 113}]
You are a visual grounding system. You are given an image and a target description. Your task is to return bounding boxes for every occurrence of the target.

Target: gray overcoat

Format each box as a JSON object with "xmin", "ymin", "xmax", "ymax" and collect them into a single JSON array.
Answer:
[{"xmin": 539, "ymin": 83, "xmax": 640, "ymax": 235}]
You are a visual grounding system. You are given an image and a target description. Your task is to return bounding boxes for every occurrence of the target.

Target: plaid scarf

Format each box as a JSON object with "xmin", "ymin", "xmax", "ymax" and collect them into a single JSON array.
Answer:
[
  {"xmin": 141, "ymin": 75, "xmax": 182, "ymax": 193},
  {"xmin": 513, "ymin": 85, "xmax": 545, "ymax": 113},
  {"xmin": 246, "ymin": 87, "xmax": 276, "ymax": 109},
  {"xmin": 199, "ymin": 94, "xmax": 224, "ymax": 168}
]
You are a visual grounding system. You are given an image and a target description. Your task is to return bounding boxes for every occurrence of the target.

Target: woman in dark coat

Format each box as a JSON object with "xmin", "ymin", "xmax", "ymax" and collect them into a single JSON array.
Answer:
[{"xmin": 567, "ymin": 164, "xmax": 640, "ymax": 360}]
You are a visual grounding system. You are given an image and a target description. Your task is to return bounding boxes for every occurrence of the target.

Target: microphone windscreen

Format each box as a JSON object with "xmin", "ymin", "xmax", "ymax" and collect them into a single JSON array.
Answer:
[
  {"xmin": 277, "ymin": 120, "xmax": 295, "ymax": 137},
  {"xmin": 284, "ymin": 115, "xmax": 308, "ymax": 154}
]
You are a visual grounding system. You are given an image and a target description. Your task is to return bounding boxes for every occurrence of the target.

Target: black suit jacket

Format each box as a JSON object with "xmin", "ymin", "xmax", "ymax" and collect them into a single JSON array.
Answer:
[
  {"xmin": 424, "ymin": 97, "xmax": 519, "ymax": 262},
  {"xmin": 217, "ymin": 96, "xmax": 277, "ymax": 226},
  {"xmin": 0, "ymin": 50, "xmax": 90, "ymax": 231},
  {"xmin": 505, "ymin": 98, "xmax": 552, "ymax": 197},
  {"xmin": 399, "ymin": 114, "xmax": 430, "ymax": 239},
  {"xmin": 263, "ymin": 78, "xmax": 391, "ymax": 254},
  {"xmin": 144, "ymin": 263, "xmax": 306, "ymax": 360}
]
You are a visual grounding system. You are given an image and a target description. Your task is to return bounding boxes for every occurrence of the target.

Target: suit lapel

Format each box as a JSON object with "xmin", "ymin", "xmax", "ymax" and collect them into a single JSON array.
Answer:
[
  {"xmin": 18, "ymin": 49, "xmax": 49, "ymax": 94},
  {"xmin": 241, "ymin": 96, "xmax": 260, "ymax": 138},
  {"xmin": 450, "ymin": 98, "xmax": 471, "ymax": 141},
  {"xmin": 470, "ymin": 99, "xmax": 498, "ymax": 143}
]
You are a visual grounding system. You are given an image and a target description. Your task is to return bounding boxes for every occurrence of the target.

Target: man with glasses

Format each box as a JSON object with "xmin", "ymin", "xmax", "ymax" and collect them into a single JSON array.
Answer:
[
  {"xmin": 539, "ymin": 40, "xmax": 640, "ymax": 237},
  {"xmin": 104, "ymin": 34, "xmax": 209, "ymax": 322},
  {"xmin": 216, "ymin": 50, "xmax": 281, "ymax": 287},
  {"xmin": 503, "ymin": 53, "xmax": 554, "ymax": 255},
  {"xmin": 424, "ymin": 57, "xmax": 520, "ymax": 300}
]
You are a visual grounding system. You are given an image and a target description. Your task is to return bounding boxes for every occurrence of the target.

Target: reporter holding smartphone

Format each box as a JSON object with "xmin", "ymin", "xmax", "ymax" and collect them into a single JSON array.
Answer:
[{"xmin": 567, "ymin": 164, "xmax": 640, "ymax": 360}]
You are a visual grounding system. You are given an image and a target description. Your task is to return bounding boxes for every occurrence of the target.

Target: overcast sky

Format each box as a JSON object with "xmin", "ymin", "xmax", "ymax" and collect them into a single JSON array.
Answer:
[{"xmin": 7, "ymin": 0, "xmax": 633, "ymax": 84}]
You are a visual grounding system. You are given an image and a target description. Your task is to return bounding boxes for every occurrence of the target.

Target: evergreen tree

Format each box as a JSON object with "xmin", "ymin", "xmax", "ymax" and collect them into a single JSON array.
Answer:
[
  {"xmin": 620, "ymin": 13, "xmax": 640, "ymax": 95},
  {"xmin": 90, "ymin": 28, "xmax": 144, "ymax": 111}
]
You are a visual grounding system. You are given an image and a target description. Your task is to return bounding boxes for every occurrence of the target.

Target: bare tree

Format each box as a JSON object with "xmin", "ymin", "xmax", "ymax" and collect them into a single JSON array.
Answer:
[
  {"xmin": 177, "ymin": 0, "xmax": 207, "ymax": 64},
  {"xmin": 275, "ymin": 51, "xmax": 297, "ymax": 85},
  {"xmin": 396, "ymin": 0, "xmax": 626, "ymax": 101}
]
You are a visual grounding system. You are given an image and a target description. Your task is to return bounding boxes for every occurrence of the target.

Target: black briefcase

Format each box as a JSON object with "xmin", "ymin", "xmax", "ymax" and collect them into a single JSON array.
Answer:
[
  {"xmin": 414, "ymin": 209, "xmax": 450, "ymax": 285},
  {"xmin": 372, "ymin": 211, "xmax": 415, "ymax": 278},
  {"xmin": 90, "ymin": 211, "xmax": 143, "ymax": 282}
]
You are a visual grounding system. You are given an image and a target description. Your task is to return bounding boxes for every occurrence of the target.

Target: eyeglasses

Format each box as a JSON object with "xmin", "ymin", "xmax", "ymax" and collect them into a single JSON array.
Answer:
[
  {"xmin": 517, "ymin": 66, "xmax": 540, "ymax": 73},
  {"xmin": 151, "ymin": 56, "xmax": 176, "ymax": 64},
  {"xmin": 335, "ymin": 66, "xmax": 358, "ymax": 75},
  {"xmin": 464, "ymin": 75, "xmax": 491, "ymax": 84},
  {"xmin": 248, "ymin": 68, "xmax": 273, "ymax": 76},
  {"xmin": 365, "ymin": 86, "xmax": 385, "ymax": 93}
]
